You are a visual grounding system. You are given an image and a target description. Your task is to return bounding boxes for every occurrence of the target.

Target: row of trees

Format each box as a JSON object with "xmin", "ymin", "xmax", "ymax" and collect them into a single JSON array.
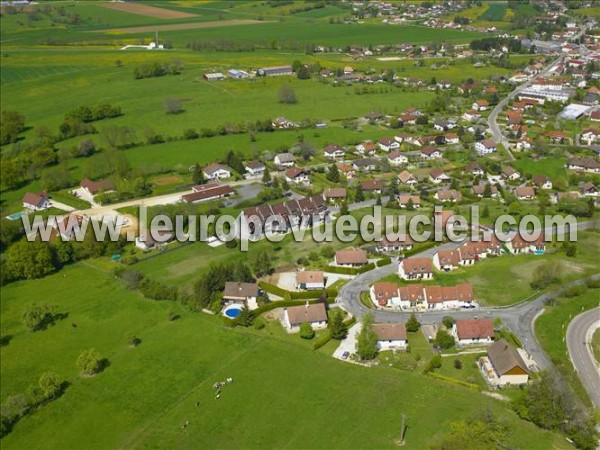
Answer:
[
  {"xmin": 64, "ymin": 104, "xmax": 122, "ymax": 123},
  {"xmin": 133, "ymin": 61, "xmax": 182, "ymax": 80}
]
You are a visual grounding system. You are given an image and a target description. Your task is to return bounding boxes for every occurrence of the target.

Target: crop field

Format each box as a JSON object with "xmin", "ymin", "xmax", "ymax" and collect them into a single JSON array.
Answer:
[
  {"xmin": 479, "ymin": 3, "xmax": 509, "ymax": 22},
  {"xmin": 0, "ymin": 262, "xmax": 569, "ymax": 450},
  {"xmin": 101, "ymin": 2, "xmax": 199, "ymax": 19},
  {"xmin": 97, "ymin": 18, "xmax": 269, "ymax": 34}
]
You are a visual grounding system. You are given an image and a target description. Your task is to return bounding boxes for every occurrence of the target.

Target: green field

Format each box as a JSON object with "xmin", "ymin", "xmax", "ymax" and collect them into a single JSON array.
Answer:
[
  {"xmin": 0, "ymin": 262, "xmax": 569, "ymax": 449},
  {"xmin": 593, "ymin": 328, "xmax": 600, "ymax": 366},
  {"xmin": 479, "ymin": 3, "xmax": 508, "ymax": 22},
  {"xmin": 535, "ymin": 287, "xmax": 600, "ymax": 407},
  {"xmin": 379, "ymin": 231, "xmax": 600, "ymax": 306}
]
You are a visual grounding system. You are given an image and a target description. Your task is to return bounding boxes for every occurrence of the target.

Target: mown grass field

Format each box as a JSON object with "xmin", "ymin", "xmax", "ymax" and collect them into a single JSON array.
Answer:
[
  {"xmin": 535, "ymin": 288, "xmax": 600, "ymax": 407},
  {"xmin": 0, "ymin": 262, "xmax": 570, "ymax": 450},
  {"xmin": 380, "ymin": 230, "xmax": 600, "ymax": 306}
]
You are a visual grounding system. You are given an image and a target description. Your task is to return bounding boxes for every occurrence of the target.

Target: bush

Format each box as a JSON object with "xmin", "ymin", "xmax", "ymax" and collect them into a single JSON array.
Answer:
[
  {"xmin": 454, "ymin": 359, "xmax": 463, "ymax": 369},
  {"xmin": 376, "ymin": 257, "xmax": 392, "ymax": 267},
  {"xmin": 442, "ymin": 315, "xmax": 454, "ymax": 329},
  {"xmin": 312, "ymin": 329, "xmax": 332, "ymax": 349},
  {"xmin": 22, "ymin": 303, "xmax": 60, "ymax": 332},
  {"xmin": 299, "ymin": 322, "xmax": 315, "ymax": 339},
  {"xmin": 406, "ymin": 313, "xmax": 420, "ymax": 332},
  {"xmin": 433, "ymin": 329, "xmax": 455, "ymax": 350},
  {"xmin": 423, "ymin": 355, "xmax": 442, "ymax": 374}
]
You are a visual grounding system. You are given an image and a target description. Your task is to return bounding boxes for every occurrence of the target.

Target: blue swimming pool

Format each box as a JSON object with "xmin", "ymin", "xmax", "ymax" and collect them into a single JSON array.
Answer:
[
  {"xmin": 6, "ymin": 211, "xmax": 27, "ymax": 221},
  {"xmin": 223, "ymin": 305, "xmax": 243, "ymax": 318}
]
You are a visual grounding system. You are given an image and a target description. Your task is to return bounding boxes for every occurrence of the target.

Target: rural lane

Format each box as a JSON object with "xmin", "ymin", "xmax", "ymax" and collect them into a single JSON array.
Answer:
[{"xmin": 566, "ymin": 307, "xmax": 600, "ymax": 409}]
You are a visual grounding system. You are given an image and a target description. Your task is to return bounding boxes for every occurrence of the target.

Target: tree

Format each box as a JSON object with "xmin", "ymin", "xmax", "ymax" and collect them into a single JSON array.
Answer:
[
  {"xmin": 354, "ymin": 184, "xmax": 364, "ymax": 202},
  {"xmin": 6, "ymin": 240, "xmax": 56, "ymax": 281},
  {"xmin": 278, "ymin": 84, "xmax": 297, "ymax": 104},
  {"xmin": 530, "ymin": 261, "xmax": 561, "ymax": 290},
  {"xmin": 0, "ymin": 110, "xmax": 25, "ymax": 145},
  {"xmin": 356, "ymin": 313, "xmax": 378, "ymax": 360},
  {"xmin": 442, "ymin": 316, "xmax": 454, "ymax": 329},
  {"xmin": 76, "ymin": 349, "xmax": 104, "ymax": 376},
  {"xmin": 299, "ymin": 322, "xmax": 315, "ymax": 339},
  {"xmin": 252, "ymin": 249, "xmax": 272, "ymax": 277},
  {"xmin": 235, "ymin": 306, "xmax": 255, "ymax": 327},
  {"xmin": 423, "ymin": 355, "xmax": 442, "ymax": 373},
  {"xmin": 406, "ymin": 198, "xmax": 414, "ymax": 211},
  {"xmin": 191, "ymin": 163, "xmax": 206, "ymax": 185},
  {"xmin": 340, "ymin": 201, "xmax": 349, "ymax": 215},
  {"xmin": 433, "ymin": 329, "xmax": 455, "ymax": 350},
  {"xmin": 453, "ymin": 359, "xmax": 463, "ymax": 370},
  {"xmin": 329, "ymin": 310, "xmax": 348, "ymax": 340},
  {"xmin": 164, "ymin": 97, "xmax": 183, "ymax": 114},
  {"xmin": 22, "ymin": 303, "xmax": 59, "ymax": 332},
  {"xmin": 297, "ymin": 65, "xmax": 311, "ymax": 79},
  {"xmin": 482, "ymin": 204, "xmax": 490, "ymax": 218},
  {"xmin": 298, "ymin": 141, "xmax": 315, "ymax": 161},
  {"xmin": 406, "ymin": 313, "xmax": 420, "ymax": 332},
  {"xmin": 326, "ymin": 163, "xmax": 340, "ymax": 183},
  {"xmin": 38, "ymin": 371, "xmax": 63, "ymax": 400},
  {"xmin": 262, "ymin": 166, "xmax": 271, "ymax": 184}
]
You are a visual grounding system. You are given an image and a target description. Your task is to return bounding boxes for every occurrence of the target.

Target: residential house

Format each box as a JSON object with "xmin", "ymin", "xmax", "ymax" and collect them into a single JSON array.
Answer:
[
  {"xmin": 296, "ymin": 271, "xmax": 326, "ymax": 290},
  {"xmin": 465, "ymin": 162, "xmax": 485, "ymax": 178},
  {"xmin": 515, "ymin": 186, "xmax": 536, "ymax": 200},
  {"xmin": 433, "ymin": 249, "xmax": 461, "ymax": 271},
  {"xmin": 581, "ymin": 128, "xmax": 600, "ymax": 145},
  {"xmin": 373, "ymin": 323, "xmax": 407, "ymax": 350},
  {"xmin": 181, "ymin": 183, "xmax": 234, "ymax": 204},
  {"xmin": 429, "ymin": 168, "xmax": 451, "ymax": 184},
  {"xmin": 533, "ymin": 175, "xmax": 553, "ymax": 190},
  {"xmin": 515, "ymin": 137, "xmax": 532, "ymax": 151},
  {"xmin": 475, "ymin": 139, "xmax": 497, "ymax": 156},
  {"xmin": 361, "ymin": 179, "xmax": 383, "ymax": 194},
  {"xmin": 387, "ymin": 150, "xmax": 408, "ymax": 166},
  {"xmin": 507, "ymin": 233, "xmax": 546, "ymax": 254},
  {"xmin": 398, "ymin": 170, "xmax": 418, "ymax": 187},
  {"xmin": 567, "ymin": 157, "xmax": 600, "ymax": 174},
  {"xmin": 507, "ymin": 110, "xmax": 523, "ymax": 126},
  {"xmin": 378, "ymin": 136, "xmax": 400, "ymax": 152},
  {"xmin": 434, "ymin": 189, "xmax": 462, "ymax": 203},
  {"xmin": 324, "ymin": 144, "xmax": 346, "ymax": 160},
  {"xmin": 203, "ymin": 163, "xmax": 232, "ymax": 181},
  {"xmin": 272, "ymin": 117, "xmax": 296, "ymax": 129},
  {"xmin": 22, "ymin": 192, "xmax": 49, "ymax": 211},
  {"xmin": 337, "ymin": 163, "xmax": 357, "ymax": 180},
  {"xmin": 546, "ymin": 130, "xmax": 571, "ymax": 144},
  {"xmin": 370, "ymin": 282, "xmax": 400, "ymax": 307},
  {"xmin": 452, "ymin": 319, "xmax": 494, "ymax": 346},
  {"xmin": 81, "ymin": 178, "xmax": 115, "ymax": 196},
  {"xmin": 355, "ymin": 141, "xmax": 377, "ymax": 155},
  {"xmin": 398, "ymin": 257, "xmax": 434, "ymax": 281},
  {"xmin": 434, "ymin": 119, "xmax": 448, "ymax": 132},
  {"xmin": 377, "ymin": 234, "xmax": 413, "ymax": 253},
  {"xmin": 274, "ymin": 153, "xmax": 296, "ymax": 168},
  {"xmin": 462, "ymin": 109, "xmax": 481, "ymax": 121},
  {"xmin": 590, "ymin": 111, "xmax": 600, "ymax": 122},
  {"xmin": 502, "ymin": 166, "xmax": 521, "ymax": 181},
  {"xmin": 473, "ymin": 99, "xmax": 489, "ymax": 111},
  {"xmin": 424, "ymin": 283, "xmax": 474, "ymax": 310},
  {"xmin": 285, "ymin": 167, "xmax": 310, "ymax": 185},
  {"xmin": 421, "ymin": 146, "xmax": 443, "ymax": 160},
  {"xmin": 398, "ymin": 194, "xmax": 421, "ymax": 209},
  {"xmin": 472, "ymin": 183, "xmax": 498, "ymax": 198},
  {"xmin": 223, "ymin": 282, "xmax": 259, "ymax": 310},
  {"xmin": 323, "ymin": 187, "xmax": 347, "ymax": 203},
  {"xmin": 480, "ymin": 339, "xmax": 530, "ymax": 386},
  {"xmin": 353, "ymin": 158, "xmax": 379, "ymax": 172},
  {"xmin": 582, "ymin": 182, "xmax": 599, "ymax": 197},
  {"xmin": 445, "ymin": 132, "xmax": 460, "ymax": 144},
  {"xmin": 244, "ymin": 161, "xmax": 266, "ymax": 178},
  {"xmin": 283, "ymin": 303, "xmax": 328, "ymax": 333},
  {"xmin": 335, "ymin": 248, "xmax": 368, "ymax": 267}
]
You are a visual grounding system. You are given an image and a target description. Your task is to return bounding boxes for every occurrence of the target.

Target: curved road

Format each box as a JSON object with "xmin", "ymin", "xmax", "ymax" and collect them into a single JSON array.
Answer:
[{"xmin": 566, "ymin": 308, "xmax": 600, "ymax": 409}]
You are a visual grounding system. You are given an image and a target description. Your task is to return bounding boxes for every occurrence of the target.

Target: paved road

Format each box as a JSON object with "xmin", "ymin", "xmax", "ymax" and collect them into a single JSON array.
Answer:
[{"xmin": 566, "ymin": 307, "xmax": 600, "ymax": 409}]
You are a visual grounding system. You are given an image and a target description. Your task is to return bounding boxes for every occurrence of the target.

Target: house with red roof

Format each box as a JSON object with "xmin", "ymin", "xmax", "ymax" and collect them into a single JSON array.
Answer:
[
  {"xmin": 22, "ymin": 192, "xmax": 49, "ymax": 211},
  {"xmin": 452, "ymin": 319, "xmax": 494, "ymax": 346}
]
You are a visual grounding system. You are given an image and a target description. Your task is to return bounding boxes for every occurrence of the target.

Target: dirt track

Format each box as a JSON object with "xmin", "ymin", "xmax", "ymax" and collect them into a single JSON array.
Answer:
[
  {"xmin": 101, "ymin": 2, "xmax": 198, "ymax": 19},
  {"xmin": 92, "ymin": 19, "xmax": 268, "ymax": 34}
]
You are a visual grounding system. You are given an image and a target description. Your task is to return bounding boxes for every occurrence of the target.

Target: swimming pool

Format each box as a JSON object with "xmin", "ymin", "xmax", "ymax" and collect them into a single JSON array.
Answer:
[
  {"xmin": 223, "ymin": 304, "xmax": 243, "ymax": 319},
  {"xmin": 6, "ymin": 211, "xmax": 27, "ymax": 221}
]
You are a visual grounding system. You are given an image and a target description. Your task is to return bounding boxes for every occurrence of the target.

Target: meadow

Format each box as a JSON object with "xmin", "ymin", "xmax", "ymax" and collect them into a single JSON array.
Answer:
[{"xmin": 0, "ymin": 262, "xmax": 569, "ymax": 450}]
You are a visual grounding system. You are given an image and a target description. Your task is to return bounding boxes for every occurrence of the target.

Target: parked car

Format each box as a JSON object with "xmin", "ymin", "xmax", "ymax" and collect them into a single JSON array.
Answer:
[{"xmin": 341, "ymin": 351, "xmax": 350, "ymax": 360}]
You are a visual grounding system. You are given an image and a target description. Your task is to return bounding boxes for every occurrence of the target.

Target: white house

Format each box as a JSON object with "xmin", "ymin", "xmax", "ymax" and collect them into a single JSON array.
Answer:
[
  {"xmin": 324, "ymin": 144, "xmax": 346, "ymax": 160},
  {"xmin": 203, "ymin": 163, "xmax": 232, "ymax": 180},
  {"xmin": 475, "ymin": 139, "xmax": 497, "ymax": 156},
  {"xmin": 378, "ymin": 136, "xmax": 400, "ymax": 152},
  {"xmin": 296, "ymin": 271, "xmax": 326, "ymax": 290},
  {"xmin": 373, "ymin": 323, "xmax": 407, "ymax": 351},
  {"xmin": 22, "ymin": 192, "xmax": 49, "ymax": 211},
  {"xmin": 429, "ymin": 168, "xmax": 450, "ymax": 184},
  {"xmin": 244, "ymin": 161, "xmax": 266, "ymax": 177},
  {"xmin": 283, "ymin": 303, "xmax": 328, "ymax": 333},
  {"xmin": 533, "ymin": 175, "xmax": 553, "ymax": 190},
  {"xmin": 223, "ymin": 282, "xmax": 259, "ymax": 310},
  {"xmin": 581, "ymin": 128, "xmax": 600, "ymax": 145},
  {"xmin": 387, "ymin": 150, "xmax": 408, "ymax": 166},
  {"xmin": 274, "ymin": 153, "xmax": 296, "ymax": 167},
  {"xmin": 370, "ymin": 282, "xmax": 399, "ymax": 307},
  {"xmin": 421, "ymin": 147, "xmax": 443, "ymax": 159},
  {"xmin": 398, "ymin": 257, "xmax": 433, "ymax": 281},
  {"xmin": 285, "ymin": 167, "xmax": 310, "ymax": 185},
  {"xmin": 452, "ymin": 319, "xmax": 494, "ymax": 346}
]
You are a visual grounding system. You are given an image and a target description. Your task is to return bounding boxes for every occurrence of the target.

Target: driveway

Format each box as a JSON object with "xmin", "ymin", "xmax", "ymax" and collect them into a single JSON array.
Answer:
[
  {"xmin": 48, "ymin": 200, "xmax": 76, "ymax": 212},
  {"xmin": 333, "ymin": 322, "xmax": 361, "ymax": 360}
]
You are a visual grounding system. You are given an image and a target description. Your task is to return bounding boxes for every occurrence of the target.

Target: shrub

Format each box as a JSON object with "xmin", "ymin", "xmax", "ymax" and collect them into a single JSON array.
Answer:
[
  {"xmin": 454, "ymin": 359, "xmax": 463, "ymax": 369},
  {"xmin": 376, "ymin": 257, "xmax": 392, "ymax": 267},
  {"xmin": 442, "ymin": 315, "xmax": 455, "ymax": 329},
  {"xmin": 76, "ymin": 349, "xmax": 105, "ymax": 376},
  {"xmin": 406, "ymin": 313, "xmax": 420, "ymax": 332},
  {"xmin": 423, "ymin": 355, "xmax": 442, "ymax": 374},
  {"xmin": 299, "ymin": 322, "xmax": 315, "ymax": 339}
]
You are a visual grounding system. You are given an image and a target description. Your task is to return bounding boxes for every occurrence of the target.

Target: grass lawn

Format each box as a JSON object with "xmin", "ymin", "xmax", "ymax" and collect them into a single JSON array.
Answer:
[
  {"xmin": 437, "ymin": 353, "xmax": 487, "ymax": 389},
  {"xmin": 0, "ymin": 262, "xmax": 568, "ymax": 449},
  {"xmin": 513, "ymin": 155, "xmax": 568, "ymax": 180},
  {"xmin": 592, "ymin": 328, "xmax": 600, "ymax": 366},
  {"xmin": 379, "ymin": 230, "xmax": 600, "ymax": 306},
  {"xmin": 535, "ymin": 287, "xmax": 600, "ymax": 408}
]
